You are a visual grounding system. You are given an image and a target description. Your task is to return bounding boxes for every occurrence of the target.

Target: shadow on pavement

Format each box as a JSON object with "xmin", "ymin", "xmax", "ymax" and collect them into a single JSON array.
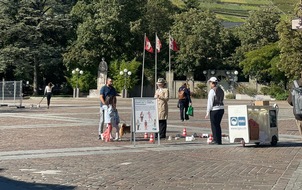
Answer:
[
  {"xmin": 241, "ymin": 142, "xmax": 302, "ymax": 148},
  {"xmin": 0, "ymin": 169, "xmax": 75, "ymax": 190}
]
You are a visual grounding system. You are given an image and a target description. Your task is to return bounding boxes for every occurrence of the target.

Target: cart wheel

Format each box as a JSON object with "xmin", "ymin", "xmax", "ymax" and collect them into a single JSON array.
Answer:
[
  {"xmin": 241, "ymin": 140, "xmax": 245, "ymax": 147},
  {"xmin": 271, "ymin": 136, "xmax": 278, "ymax": 146},
  {"xmin": 255, "ymin": 142, "xmax": 260, "ymax": 146}
]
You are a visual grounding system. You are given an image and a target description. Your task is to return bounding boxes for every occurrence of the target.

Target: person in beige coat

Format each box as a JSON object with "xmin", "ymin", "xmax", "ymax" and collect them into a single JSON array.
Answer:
[{"xmin": 154, "ymin": 78, "xmax": 169, "ymax": 138}]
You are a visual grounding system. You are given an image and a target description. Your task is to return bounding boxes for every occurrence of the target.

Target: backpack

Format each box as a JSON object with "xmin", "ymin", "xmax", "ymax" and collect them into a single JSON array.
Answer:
[
  {"xmin": 178, "ymin": 88, "xmax": 186, "ymax": 100},
  {"xmin": 292, "ymin": 80, "xmax": 302, "ymax": 120}
]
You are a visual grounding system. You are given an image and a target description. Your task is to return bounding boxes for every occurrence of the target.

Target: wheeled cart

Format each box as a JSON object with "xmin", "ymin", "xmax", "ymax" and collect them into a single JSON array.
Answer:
[{"xmin": 228, "ymin": 105, "xmax": 278, "ymax": 147}]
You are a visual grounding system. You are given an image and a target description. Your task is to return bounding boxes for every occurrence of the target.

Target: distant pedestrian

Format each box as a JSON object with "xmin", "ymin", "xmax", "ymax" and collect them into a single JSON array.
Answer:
[
  {"xmin": 154, "ymin": 78, "xmax": 169, "ymax": 139},
  {"xmin": 205, "ymin": 77, "xmax": 224, "ymax": 145},
  {"xmin": 287, "ymin": 74, "xmax": 302, "ymax": 137},
  {"xmin": 99, "ymin": 78, "xmax": 117, "ymax": 140},
  {"xmin": 178, "ymin": 82, "xmax": 192, "ymax": 121},
  {"xmin": 44, "ymin": 82, "xmax": 54, "ymax": 109}
]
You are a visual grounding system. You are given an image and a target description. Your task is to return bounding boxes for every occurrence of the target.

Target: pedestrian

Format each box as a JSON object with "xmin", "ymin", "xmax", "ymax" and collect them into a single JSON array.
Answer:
[
  {"xmin": 154, "ymin": 78, "xmax": 169, "ymax": 139},
  {"xmin": 287, "ymin": 74, "xmax": 302, "ymax": 137},
  {"xmin": 44, "ymin": 82, "xmax": 54, "ymax": 109},
  {"xmin": 178, "ymin": 82, "xmax": 192, "ymax": 121},
  {"xmin": 99, "ymin": 78, "xmax": 117, "ymax": 140},
  {"xmin": 205, "ymin": 77, "xmax": 224, "ymax": 145},
  {"xmin": 102, "ymin": 95, "xmax": 120, "ymax": 142}
]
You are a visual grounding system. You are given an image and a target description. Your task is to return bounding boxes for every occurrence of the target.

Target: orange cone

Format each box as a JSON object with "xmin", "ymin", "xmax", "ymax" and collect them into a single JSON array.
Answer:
[
  {"xmin": 207, "ymin": 134, "xmax": 213, "ymax": 144},
  {"xmin": 149, "ymin": 133, "xmax": 154, "ymax": 143},
  {"xmin": 182, "ymin": 128, "xmax": 187, "ymax": 137},
  {"xmin": 144, "ymin": 132, "xmax": 148, "ymax": 139}
]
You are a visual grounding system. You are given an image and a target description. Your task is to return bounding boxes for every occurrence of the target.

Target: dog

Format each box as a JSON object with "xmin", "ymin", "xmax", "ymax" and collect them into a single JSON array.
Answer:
[{"xmin": 119, "ymin": 123, "xmax": 131, "ymax": 139}]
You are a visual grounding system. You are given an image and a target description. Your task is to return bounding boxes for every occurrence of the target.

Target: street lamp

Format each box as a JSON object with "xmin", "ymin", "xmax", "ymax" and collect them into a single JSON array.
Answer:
[
  {"xmin": 226, "ymin": 70, "xmax": 238, "ymax": 94},
  {"xmin": 72, "ymin": 68, "xmax": 83, "ymax": 98},
  {"xmin": 203, "ymin": 70, "xmax": 207, "ymax": 81},
  {"xmin": 119, "ymin": 69, "xmax": 132, "ymax": 98}
]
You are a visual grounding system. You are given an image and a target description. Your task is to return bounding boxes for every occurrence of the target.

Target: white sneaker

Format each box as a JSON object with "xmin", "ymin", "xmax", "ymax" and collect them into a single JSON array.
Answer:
[{"xmin": 99, "ymin": 134, "xmax": 104, "ymax": 140}]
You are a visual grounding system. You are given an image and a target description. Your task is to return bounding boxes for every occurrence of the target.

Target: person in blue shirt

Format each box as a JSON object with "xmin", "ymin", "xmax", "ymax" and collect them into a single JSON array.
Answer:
[
  {"xmin": 99, "ymin": 78, "xmax": 117, "ymax": 140},
  {"xmin": 178, "ymin": 82, "xmax": 192, "ymax": 121}
]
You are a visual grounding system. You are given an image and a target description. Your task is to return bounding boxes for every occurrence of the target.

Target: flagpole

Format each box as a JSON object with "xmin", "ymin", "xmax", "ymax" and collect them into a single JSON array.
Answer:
[
  {"xmin": 141, "ymin": 33, "xmax": 146, "ymax": 98},
  {"xmin": 155, "ymin": 32, "xmax": 157, "ymax": 93},
  {"xmin": 168, "ymin": 33, "xmax": 171, "ymax": 98}
]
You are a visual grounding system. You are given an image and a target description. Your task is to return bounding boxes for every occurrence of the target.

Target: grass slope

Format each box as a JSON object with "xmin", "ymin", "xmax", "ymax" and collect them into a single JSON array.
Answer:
[{"xmin": 171, "ymin": 0, "xmax": 299, "ymax": 22}]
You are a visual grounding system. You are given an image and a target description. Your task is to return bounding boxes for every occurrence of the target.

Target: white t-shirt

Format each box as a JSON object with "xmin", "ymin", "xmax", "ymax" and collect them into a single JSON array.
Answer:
[{"xmin": 44, "ymin": 86, "xmax": 53, "ymax": 94}]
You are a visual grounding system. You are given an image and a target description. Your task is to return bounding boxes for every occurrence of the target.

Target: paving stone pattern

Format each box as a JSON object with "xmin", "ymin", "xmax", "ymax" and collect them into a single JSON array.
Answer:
[{"xmin": 0, "ymin": 97, "xmax": 302, "ymax": 190}]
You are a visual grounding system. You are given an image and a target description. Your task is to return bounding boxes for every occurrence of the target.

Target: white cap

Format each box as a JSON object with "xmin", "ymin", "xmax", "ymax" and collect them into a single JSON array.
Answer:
[{"xmin": 208, "ymin": 77, "xmax": 218, "ymax": 83}]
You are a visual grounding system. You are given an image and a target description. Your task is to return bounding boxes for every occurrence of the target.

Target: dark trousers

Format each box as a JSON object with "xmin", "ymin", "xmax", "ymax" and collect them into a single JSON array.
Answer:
[
  {"xmin": 156, "ymin": 120, "xmax": 167, "ymax": 138},
  {"xmin": 179, "ymin": 100, "xmax": 189, "ymax": 121},
  {"xmin": 210, "ymin": 109, "xmax": 224, "ymax": 144},
  {"xmin": 46, "ymin": 92, "xmax": 52, "ymax": 106}
]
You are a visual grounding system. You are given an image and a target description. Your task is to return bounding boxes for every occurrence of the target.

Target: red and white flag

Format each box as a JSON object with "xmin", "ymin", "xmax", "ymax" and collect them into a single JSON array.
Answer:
[
  {"xmin": 145, "ymin": 36, "xmax": 153, "ymax": 53},
  {"xmin": 156, "ymin": 35, "xmax": 162, "ymax": 53},
  {"xmin": 169, "ymin": 36, "xmax": 179, "ymax": 52}
]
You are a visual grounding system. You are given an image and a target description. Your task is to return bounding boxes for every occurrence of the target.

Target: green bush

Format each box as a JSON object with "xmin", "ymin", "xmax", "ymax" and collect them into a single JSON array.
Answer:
[
  {"xmin": 268, "ymin": 84, "xmax": 282, "ymax": 97},
  {"xmin": 260, "ymin": 86, "xmax": 270, "ymax": 95},
  {"xmin": 274, "ymin": 92, "xmax": 288, "ymax": 100},
  {"xmin": 192, "ymin": 83, "xmax": 207, "ymax": 98},
  {"xmin": 236, "ymin": 84, "xmax": 257, "ymax": 97},
  {"xmin": 261, "ymin": 84, "xmax": 288, "ymax": 100},
  {"xmin": 225, "ymin": 93, "xmax": 235, "ymax": 99}
]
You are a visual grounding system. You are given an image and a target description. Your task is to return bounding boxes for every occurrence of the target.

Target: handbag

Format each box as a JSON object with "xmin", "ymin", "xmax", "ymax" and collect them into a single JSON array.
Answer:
[{"xmin": 186, "ymin": 105, "xmax": 194, "ymax": 116}]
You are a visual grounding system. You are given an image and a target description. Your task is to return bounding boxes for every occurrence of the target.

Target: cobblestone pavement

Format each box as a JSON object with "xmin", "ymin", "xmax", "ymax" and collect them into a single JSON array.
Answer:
[{"xmin": 0, "ymin": 97, "xmax": 302, "ymax": 190}]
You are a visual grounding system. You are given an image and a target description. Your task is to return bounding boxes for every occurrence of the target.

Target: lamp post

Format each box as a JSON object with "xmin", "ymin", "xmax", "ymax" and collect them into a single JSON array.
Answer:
[
  {"xmin": 72, "ymin": 68, "xmax": 83, "ymax": 98},
  {"xmin": 203, "ymin": 70, "xmax": 207, "ymax": 81},
  {"xmin": 119, "ymin": 69, "xmax": 132, "ymax": 98},
  {"xmin": 226, "ymin": 70, "xmax": 238, "ymax": 95}
]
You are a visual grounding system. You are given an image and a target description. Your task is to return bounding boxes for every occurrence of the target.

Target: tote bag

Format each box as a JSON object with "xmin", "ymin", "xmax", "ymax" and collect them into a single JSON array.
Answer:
[{"xmin": 186, "ymin": 105, "xmax": 194, "ymax": 116}]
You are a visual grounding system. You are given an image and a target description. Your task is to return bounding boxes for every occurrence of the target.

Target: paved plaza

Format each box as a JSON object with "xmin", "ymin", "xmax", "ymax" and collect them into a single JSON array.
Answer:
[{"xmin": 0, "ymin": 97, "xmax": 302, "ymax": 190}]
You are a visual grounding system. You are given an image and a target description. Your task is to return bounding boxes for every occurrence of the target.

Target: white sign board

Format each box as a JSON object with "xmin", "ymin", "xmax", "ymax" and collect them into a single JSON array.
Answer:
[
  {"xmin": 292, "ymin": 19, "xmax": 302, "ymax": 30},
  {"xmin": 132, "ymin": 98, "xmax": 159, "ymax": 133},
  {"xmin": 228, "ymin": 105, "xmax": 249, "ymax": 143}
]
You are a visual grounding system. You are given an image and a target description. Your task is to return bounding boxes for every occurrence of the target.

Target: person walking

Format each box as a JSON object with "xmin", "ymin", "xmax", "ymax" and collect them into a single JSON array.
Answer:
[
  {"xmin": 178, "ymin": 82, "xmax": 192, "ymax": 121},
  {"xmin": 287, "ymin": 74, "xmax": 302, "ymax": 137},
  {"xmin": 99, "ymin": 78, "xmax": 117, "ymax": 140},
  {"xmin": 205, "ymin": 77, "xmax": 224, "ymax": 145},
  {"xmin": 154, "ymin": 78, "xmax": 169, "ymax": 139},
  {"xmin": 44, "ymin": 82, "xmax": 54, "ymax": 109}
]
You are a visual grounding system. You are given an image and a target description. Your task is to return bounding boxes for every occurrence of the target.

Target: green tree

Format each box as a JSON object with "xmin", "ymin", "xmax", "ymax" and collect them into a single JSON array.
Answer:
[
  {"xmin": 240, "ymin": 43, "xmax": 286, "ymax": 87},
  {"xmin": 64, "ymin": 0, "xmax": 177, "ymax": 90},
  {"xmin": 234, "ymin": 6, "xmax": 281, "ymax": 66},
  {"xmin": 277, "ymin": 2, "xmax": 302, "ymax": 80},
  {"xmin": 171, "ymin": 9, "xmax": 232, "ymax": 77},
  {"xmin": 109, "ymin": 58, "xmax": 141, "ymax": 93},
  {"xmin": 0, "ymin": 0, "xmax": 74, "ymax": 95}
]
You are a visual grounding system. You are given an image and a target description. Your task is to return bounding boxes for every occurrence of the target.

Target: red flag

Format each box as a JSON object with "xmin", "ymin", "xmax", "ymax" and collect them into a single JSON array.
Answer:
[
  {"xmin": 145, "ymin": 36, "xmax": 153, "ymax": 53},
  {"xmin": 156, "ymin": 35, "xmax": 162, "ymax": 53},
  {"xmin": 169, "ymin": 36, "xmax": 179, "ymax": 52}
]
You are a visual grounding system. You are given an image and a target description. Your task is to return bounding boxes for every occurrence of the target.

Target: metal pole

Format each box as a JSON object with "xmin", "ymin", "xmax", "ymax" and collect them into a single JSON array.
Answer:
[
  {"xmin": 141, "ymin": 33, "xmax": 146, "ymax": 98},
  {"xmin": 168, "ymin": 33, "xmax": 171, "ymax": 98},
  {"xmin": 124, "ymin": 73, "xmax": 126, "ymax": 98},
  {"xmin": 76, "ymin": 73, "xmax": 79, "ymax": 98},
  {"xmin": 155, "ymin": 32, "xmax": 157, "ymax": 93}
]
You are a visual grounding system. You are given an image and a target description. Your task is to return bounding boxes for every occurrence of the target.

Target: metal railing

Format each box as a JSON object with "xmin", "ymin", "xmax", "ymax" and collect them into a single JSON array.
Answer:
[{"xmin": 0, "ymin": 79, "xmax": 23, "ymax": 108}]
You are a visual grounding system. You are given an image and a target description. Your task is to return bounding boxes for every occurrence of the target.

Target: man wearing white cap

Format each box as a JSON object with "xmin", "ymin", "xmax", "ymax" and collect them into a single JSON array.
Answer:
[{"xmin": 205, "ymin": 77, "xmax": 224, "ymax": 145}]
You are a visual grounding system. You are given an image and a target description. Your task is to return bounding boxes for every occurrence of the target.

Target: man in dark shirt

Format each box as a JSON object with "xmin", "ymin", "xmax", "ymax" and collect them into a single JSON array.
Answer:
[{"xmin": 98, "ymin": 78, "xmax": 117, "ymax": 140}]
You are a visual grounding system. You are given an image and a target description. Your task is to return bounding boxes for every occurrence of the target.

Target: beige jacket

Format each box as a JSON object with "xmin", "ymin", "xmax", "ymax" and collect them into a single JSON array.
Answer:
[{"xmin": 154, "ymin": 88, "xmax": 169, "ymax": 120}]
